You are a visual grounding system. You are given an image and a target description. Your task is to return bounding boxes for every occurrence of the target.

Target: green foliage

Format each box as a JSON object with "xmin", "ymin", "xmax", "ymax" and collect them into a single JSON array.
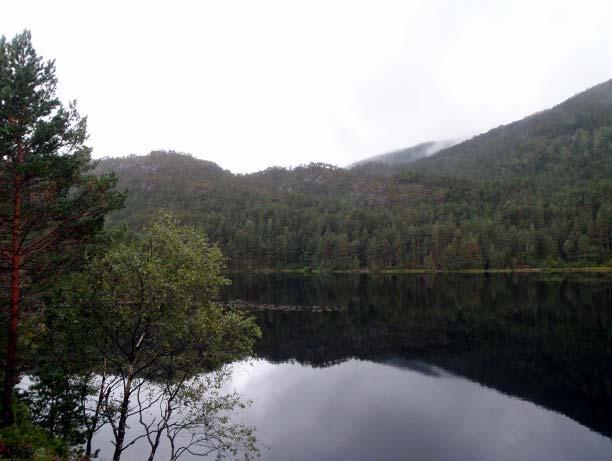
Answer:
[
  {"xmin": 52, "ymin": 215, "xmax": 262, "ymax": 460},
  {"xmin": 5, "ymin": 217, "xmax": 261, "ymax": 460},
  {"xmin": 0, "ymin": 29, "xmax": 124, "ymax": 434},
  {"xmin": 0, "ymin": 402, "xmax": 68, "ymax": 460},
  {"xmin": 0, "ymin": 30, "xmax": 125, "ymax": 265},
  {"xmin": 76, "ymin": 215, "xmax": 260, "ymax": 374}
]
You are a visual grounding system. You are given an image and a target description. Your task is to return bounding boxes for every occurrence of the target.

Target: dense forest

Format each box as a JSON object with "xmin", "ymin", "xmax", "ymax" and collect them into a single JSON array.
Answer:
[{"xmin": 99, "ymin": 82, "xmax": 612, "ymax": 271}]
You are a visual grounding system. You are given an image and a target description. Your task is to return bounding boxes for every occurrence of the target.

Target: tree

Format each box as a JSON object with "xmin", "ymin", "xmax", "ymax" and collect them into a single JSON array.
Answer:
[
  {"xmin": 0, "ymin": 31, "xmax": 124, "ymax": 426},
  {"xmin": 67, "ymin": 216, "xmax": 260, "ymax": 460}
]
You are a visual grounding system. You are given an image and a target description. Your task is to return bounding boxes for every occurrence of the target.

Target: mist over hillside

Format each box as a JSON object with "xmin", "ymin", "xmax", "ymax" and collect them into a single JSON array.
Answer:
[
  {"xmin": 349, "ymin": 139, "xmax": 459, "ymax": 169},
  {"xmin": 98, "ymin": 78, "xmax": 612, "ymax": 271}
]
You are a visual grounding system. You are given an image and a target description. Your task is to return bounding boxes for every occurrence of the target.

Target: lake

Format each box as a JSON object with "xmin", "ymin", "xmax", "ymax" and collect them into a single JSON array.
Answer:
[{"xmin": 100, "ymin": 273, "xmax": 612, "ymax": 460}]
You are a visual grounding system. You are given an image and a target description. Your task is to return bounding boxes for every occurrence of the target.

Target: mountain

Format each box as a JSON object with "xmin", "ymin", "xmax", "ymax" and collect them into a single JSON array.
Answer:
[
  {"xmin": 97, "ymin": 79, "xmax": 612, "ymax": 271},
  {"xmin": 99, "ymin": 152, "xmax": 461, "ymax": 230},
  {"xmin": 349, "ymin": 140, "xmax": 457, "ymax": 169},
  {"xmin": 408, "ymin": 78, "xmax": 612, "ymax": 182}
]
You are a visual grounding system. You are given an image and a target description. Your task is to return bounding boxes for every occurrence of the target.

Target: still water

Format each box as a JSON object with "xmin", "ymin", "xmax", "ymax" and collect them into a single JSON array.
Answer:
[
  {"xmin": 104, "ymin": 273, "xmax": 612, "ymax": 460},
  {"xmin": 221, "ymin": 273, "xmax": 612, "ymax": 461}
]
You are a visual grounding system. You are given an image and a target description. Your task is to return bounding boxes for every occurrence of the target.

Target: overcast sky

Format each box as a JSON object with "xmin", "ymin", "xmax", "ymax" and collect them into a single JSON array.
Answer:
[{"xmin": 2, "ymin": 0, "xmax": 612, "ymax": 173}]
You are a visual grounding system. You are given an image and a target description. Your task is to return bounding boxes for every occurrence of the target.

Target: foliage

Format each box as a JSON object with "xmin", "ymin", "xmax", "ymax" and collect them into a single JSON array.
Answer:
[
  {"xmin": 0, "ymin": 402, "xmax": 69, "ymax": 460},
  {"xmin": 2, "ymin": 215, "xmax": 261, "ymax": 460},
  {"xmin": 56, "ymin": 216, "xmax": 261, "ymax": 460},
  {"xmin": 79, "ymin": 215, "xmax": 259, "ymax": 372},
  {"xmin": 0, "ymin": 30, "xmax": 124, "ymax": 427}
]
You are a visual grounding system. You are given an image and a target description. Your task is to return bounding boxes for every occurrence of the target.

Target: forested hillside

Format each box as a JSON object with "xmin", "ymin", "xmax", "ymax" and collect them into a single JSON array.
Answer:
[
  {"xmin": 408, "ymin": 79, "xmax": 612, "ymax": 181},
  {"xmin": 98, "ymin": 80, "xmax": 612, "ymax": 271}
]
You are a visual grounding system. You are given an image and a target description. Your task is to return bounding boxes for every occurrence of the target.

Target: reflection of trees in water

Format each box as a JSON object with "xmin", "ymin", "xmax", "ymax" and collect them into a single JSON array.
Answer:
[{"xmin": 227, "ymin": 273, "xmax": 612, "ymax": 438}]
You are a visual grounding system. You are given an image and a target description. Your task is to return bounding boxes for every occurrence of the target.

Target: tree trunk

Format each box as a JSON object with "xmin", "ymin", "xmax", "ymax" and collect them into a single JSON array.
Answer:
[
  {"xmin": 86, "ymin": 355, "xmax": 108, "ymax": 459},
  {"xmin": 113, "ymin": 372, "xmax": 134, "ymax": 461},
  {"xmin": 1, "ymin": 171, "xmax": 21, "ymax": 427}
]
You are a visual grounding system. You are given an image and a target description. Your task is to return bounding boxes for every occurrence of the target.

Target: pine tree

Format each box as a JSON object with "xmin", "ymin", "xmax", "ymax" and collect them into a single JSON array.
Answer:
[{"xmin": 0, "ymin": 31, "xmax": 124, "ymax": 426}]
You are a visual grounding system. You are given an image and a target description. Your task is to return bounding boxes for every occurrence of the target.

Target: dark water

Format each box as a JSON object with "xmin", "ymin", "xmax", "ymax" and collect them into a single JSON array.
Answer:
[{"xmin": 218, "ymin": 273, "xmax": 612, "ymax": 461}]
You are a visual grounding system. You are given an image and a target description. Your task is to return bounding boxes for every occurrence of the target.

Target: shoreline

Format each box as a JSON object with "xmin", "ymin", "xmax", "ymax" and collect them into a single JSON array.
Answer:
[{"xmin": 230, "ymin": 267, "xmax": 612, "ymax": 275}]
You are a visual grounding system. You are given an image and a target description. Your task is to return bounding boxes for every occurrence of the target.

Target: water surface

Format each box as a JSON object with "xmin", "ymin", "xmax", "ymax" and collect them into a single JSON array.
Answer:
[
  {"xmin": 97, "ymin": 273, "xmax": 612, "ymax": 460},
  {"xmin": 220, "ymin": 273, "xmax": 612, "ymax": 461}
]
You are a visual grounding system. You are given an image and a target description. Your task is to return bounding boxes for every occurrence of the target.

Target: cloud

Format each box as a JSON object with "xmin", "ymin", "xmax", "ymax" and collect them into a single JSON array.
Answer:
[{"xmin": 2, "ymin": 0, "xmax": 612, "ymax": 172}]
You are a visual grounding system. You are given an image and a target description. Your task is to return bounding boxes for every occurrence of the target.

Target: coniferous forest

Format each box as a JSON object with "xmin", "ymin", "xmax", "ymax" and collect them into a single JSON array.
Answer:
[{"xmin": 99, "ymin": 81, "xmax": 612, "ymax": 271}]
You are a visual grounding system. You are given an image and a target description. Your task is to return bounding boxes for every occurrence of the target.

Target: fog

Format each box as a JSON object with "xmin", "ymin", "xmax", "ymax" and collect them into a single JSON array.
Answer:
[{"xmin": 2, "ymin": 0, "xmax": 612, "ymax": 172}]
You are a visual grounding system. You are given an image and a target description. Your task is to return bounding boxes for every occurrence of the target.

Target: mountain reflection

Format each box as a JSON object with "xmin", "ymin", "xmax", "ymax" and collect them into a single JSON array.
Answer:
[{"xmin": 224, "ymin": 273, "xmax": 612, "ymax": 439}]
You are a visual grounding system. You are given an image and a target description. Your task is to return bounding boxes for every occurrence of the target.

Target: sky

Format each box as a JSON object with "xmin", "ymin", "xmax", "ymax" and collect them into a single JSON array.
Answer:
[{"xmin": 2, "ymin": 0, "xmax": 612, "ymax": 173}]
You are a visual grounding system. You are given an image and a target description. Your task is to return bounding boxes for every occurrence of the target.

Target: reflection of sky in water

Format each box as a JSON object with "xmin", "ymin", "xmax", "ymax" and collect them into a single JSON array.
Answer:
[
  {"xmin": 94, "ymin": 358, "xmax": 612, "ymax": 460},
  {"xmin": 226, "ymin": 359, "xmax": 612, "ymax": 461}
]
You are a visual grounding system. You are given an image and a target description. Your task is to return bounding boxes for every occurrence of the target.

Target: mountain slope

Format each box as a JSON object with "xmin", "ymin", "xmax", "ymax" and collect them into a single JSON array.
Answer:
[
  {"xmin": 409, "ymin": 79, "xmax": 612, "ymax": 181},
  {"xmin": 349, "ymin": 140, "xmax": 457, "ymax": 169},
  {"xmin": 99, "ymin": 153, "xmax": 462, "ymax": 229},
  {"xmin": 98, "ymin": 149, "xmax": 612, "ymax": 271}
]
